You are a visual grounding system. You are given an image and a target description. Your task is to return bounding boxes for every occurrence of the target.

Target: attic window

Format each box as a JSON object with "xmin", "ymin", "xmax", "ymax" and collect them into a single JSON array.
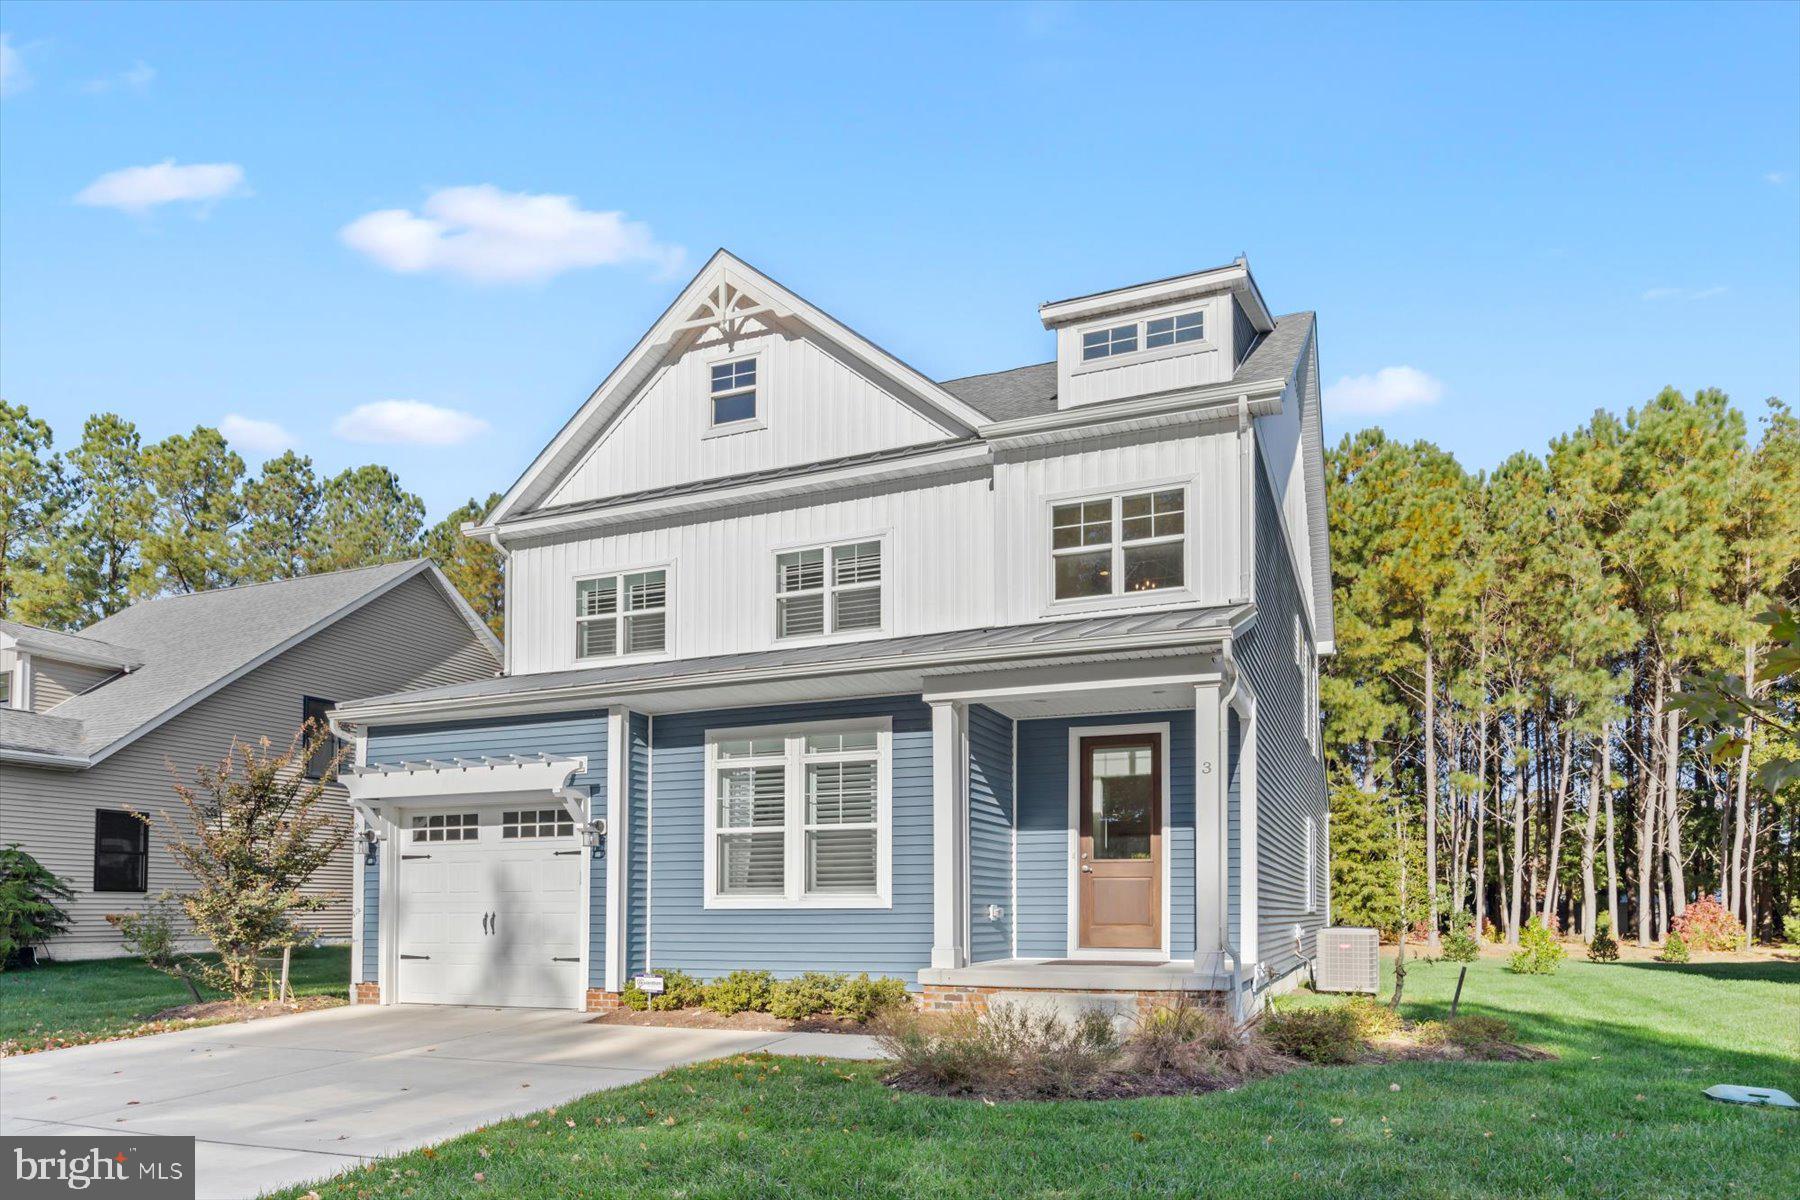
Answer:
[
  {"xmin": 1146, "ymin": 311, "xmax": 1203, "ymax": 348},
  {"xmin": 711, "ymin": 358, "xmax": 758, "ymax": 426},
  {"xmin": 1081, "ymin": 323, "xmax": 1138, "ymax": 361}
]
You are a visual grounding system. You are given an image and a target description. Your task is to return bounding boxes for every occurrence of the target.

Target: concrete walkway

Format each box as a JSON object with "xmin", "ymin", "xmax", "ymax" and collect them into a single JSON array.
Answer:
[{"xmin": 0, "ymin": 1004, "xmax": 883, "ymax": 1199}]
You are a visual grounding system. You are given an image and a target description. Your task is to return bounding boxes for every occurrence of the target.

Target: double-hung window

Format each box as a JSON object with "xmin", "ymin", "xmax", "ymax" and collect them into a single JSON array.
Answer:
[
  {"xmin": 576, "ymin": 569, "xmax": 668, "ymax": 658},
  {"xmin": 1051, "ymin": 488, "xmax": 1186, "ymax": 600},
  {"xmin": 775, "ymin": 539, "xmax": 882, "ymax": 638},
  {"xmin": 710, "ymin": 358, "xmax": 758, "ymax": 426},
  {"xmin": 705, "ymin": 720, "xmax": 890, "ymax": 908},
  {"xmin": 1304, "ymin": 816, "xmax": 1317, "ymax": 913}
]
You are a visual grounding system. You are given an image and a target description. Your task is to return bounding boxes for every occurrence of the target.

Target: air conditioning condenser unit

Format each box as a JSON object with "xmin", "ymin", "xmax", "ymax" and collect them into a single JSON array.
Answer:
[{"xmin": 1314, "ymin": 926, "xmax": 1380, "ymax": 994}]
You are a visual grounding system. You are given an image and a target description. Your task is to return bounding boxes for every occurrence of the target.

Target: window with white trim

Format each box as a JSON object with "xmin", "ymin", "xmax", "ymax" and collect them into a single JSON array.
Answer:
[
  {"xmin": 502, "ymin": 809, "xmax": 575, "ymax": 839},
  {"xmin": 775, "ymin": 540, "xmax": 882, "ymax": 638},
  {"xmin": 1304, "ymin": 816, "xmax": 1317, "ymax": 913},
  {"xmin": 710, "ymin": 358, "xmax": 757, "ymax": 426},
  {"xmin": 412, "ymin": 813, "xmax": 478, "ymax": 842},
  {"xmin": 1296, "ymin": 614, "xmax": 1318, "ymax": 755},
  {"xmin": 705, "ymin": 721, "xmax": 889, "ymax": 907},
  {"xmin": 576, "ymin": 569, "xmax": 667, "ymax": 658},
  {"xmin": 1081, "ymin": 309, "xmax": 1204, "ymax": 362},
  {"xmin": 1051, "ymin": 488, "xmax": 1185, "ymax": 600}
]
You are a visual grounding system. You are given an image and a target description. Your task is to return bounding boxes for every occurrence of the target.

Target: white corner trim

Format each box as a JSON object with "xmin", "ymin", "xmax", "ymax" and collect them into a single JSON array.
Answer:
[
  {"xmin": 1064, "ymin": 722, "xmax": 1172, "ymax": 961},
  {"xmin": 930, "ymin": 700, "xmax": 968, "ymax": 968}
]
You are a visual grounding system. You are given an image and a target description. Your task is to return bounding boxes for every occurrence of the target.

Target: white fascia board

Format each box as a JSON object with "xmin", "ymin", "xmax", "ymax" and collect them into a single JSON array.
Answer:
[
  {"xmin": 476, "ymin": 442, "xmax": 991, "ymax": 544},
  {"xmin": 329, "ymin": 609, "xmax": 1252, "ymax": 730},
  {"xmin": 0, "ymin": 634, "xmax": 140, "ymax": 672},
  {"xmin": 0, "ymin": 747, "xmax": 90, "ymax": 769},
  {"xmin": 1039, "ymin": 261, "xmax": 1273, "ymax": 332},
  {"xmin": 979, "ymin": 379, "xmax": 1286, "ymax": 445}
]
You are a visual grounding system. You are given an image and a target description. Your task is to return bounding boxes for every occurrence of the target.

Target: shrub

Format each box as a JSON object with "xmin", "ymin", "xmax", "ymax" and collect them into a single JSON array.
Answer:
[
  {"xmin": 1442, "ymin": 910, "xmax": 1480, "ymax": 963},
  {"xmin": 106, "ymin": 892, "xmax": 204, "ymax": 1002},
  {"xmin": 621, "ymin": 967, "xmax": 704, "ymax": 1011},
  {"xmin": 878, "ymin": 1002, "xmax": 1119, "ymax": 1098},
  {"xmin": 1588, "ymin": 912, "xmax": 1620, "ymax": 963},
  {"xmin": 1127, "ymin": 1000, "xmax": 1284, "ymax": 1083},
  {"xmin": 1415, "ymin": 1014, "xmax": 1515, "ymax": 1049},
  {"xmin": 0, "ymin": 845, "xmax": 75, "ymax": 970},
  {"xmin": 1670, "ymin": 897, "xmax": 1744, "ymax": 952},
  {"xmin": 1507, "ymin": 916, "xmax": 1566, "ymax": 975},
  {"xmin": 1261, "ymin": 1006, "xmax": 1363, "ymax": 1064},
  {"xmin": 619, "ymin": 981, "xmax": 650, "ymax": 1011},
  {"xmin": 704, "ymin": 969, "xmax": 775, "ymax": 1015},
  {"xmin": 1482, "ymin": 919, "xmax": 1505, "ymax": 944},
  {"xmin": 1784, "ymin": 899, "xmax": 1800, "ymax": 948},
  {"xmin": 1345, "ymin": 996, "xmax": 1400, "ymax": 1039},
  {"xmin": 1656, "ymin": 931, "xmax": 1690, "ymax": 963},
  {"xmin": 830, "ymin": 973, "xmax": 911, "ymax": 1022},
  {"xmin": 769, "ymin": 972, "xmax": 841, "ymax": 1021}
]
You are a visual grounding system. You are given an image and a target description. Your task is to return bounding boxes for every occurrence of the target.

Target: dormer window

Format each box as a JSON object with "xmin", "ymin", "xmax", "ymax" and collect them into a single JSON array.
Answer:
[
  {"xmin": 1081, "ymin": 323, "xmax": 1138, "ymax": 361},
  {"xmin": 710, "ymin": 358, "xmax": 758, "ymax": 426},
  {"xmin": 1145, "ymin": 310, "xmax": 1203, "ymax": 348}
]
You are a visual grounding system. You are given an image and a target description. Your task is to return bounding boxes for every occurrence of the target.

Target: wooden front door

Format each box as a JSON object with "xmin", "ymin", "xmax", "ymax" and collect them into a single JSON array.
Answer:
[{"xmin": 1077, "ymin": 733, "xmax": 1163, "ymax": 950}]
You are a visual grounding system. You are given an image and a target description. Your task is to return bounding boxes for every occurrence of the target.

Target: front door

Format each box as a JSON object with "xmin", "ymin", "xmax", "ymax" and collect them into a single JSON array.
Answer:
[{"xmin": 1077, "ymin": 733, "xmax": 1163, "ymax": 950}]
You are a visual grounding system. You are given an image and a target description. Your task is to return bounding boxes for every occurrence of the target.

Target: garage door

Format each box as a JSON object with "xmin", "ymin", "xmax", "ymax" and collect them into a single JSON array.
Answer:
[{"xmin": 394, "ymin": 805, "xmax": 583, "ymax": 1008}]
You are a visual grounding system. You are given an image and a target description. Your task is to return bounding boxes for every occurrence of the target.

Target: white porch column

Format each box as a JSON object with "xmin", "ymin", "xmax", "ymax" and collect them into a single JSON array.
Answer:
[
  {"xmin": 604, "ymin": 706, "xmax": 628, "ymax": 994},
  {"xmin": 1232, "ymin": 686, "xmax": 1260, "ymax": 975},
  {"xmin": 930, "ymin": 700, "xmax": 969, "ymax": 970},
  {"xmin": 1193, "ymin": 680, "xmax": 1226, "ymax": 971}
]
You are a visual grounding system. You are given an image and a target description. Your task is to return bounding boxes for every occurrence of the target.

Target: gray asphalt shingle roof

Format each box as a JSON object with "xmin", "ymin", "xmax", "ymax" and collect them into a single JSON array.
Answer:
[
  {"xmin": 0, "ymin": 619, "xmax": 144, "ymax": 670},
  {"xmin": 0, "ymin": 709, "xmax": 87, "ymax": 758},
  {"xmin": 340, "ymin": 603, "xmax": 1246, "ymax": 714},
  {"xmin": 6, "ymin": 560, "xmax": 429, "ymax": 760},
  {"xmin": 938, "ymin": 312, "xmax": 1315, "ymax": 423}
]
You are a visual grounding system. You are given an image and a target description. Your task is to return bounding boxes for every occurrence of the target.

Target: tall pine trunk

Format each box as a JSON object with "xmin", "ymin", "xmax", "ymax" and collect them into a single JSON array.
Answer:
[
  {"xmin": 1581, "ymin": 732, "xmax": 1601, "ymax": 941},
  {"xmin": 1637, "ymin": 671, "xmax": 1662, "ymax": 946},
  {"xmin": 1542, "ymin": 726, "xmax": 1572, "ymax": 926},
  {"xmin": 1603, "ymin": 727, "xmax": 1619, "ymax": 934},
  {"xmin": 1423, "ymin": 640, "xmax": 1440, "ymax": 951},
  {"xmin": 1664, "ymin": 672, "xmax": 1687, "ymax": 920},
  {"xmin": 1474, "ymin": 709, "xmax": 1489, "ymax": 939},
  {"xmin": 1729, "ymin": 645, "xmax": 1754, "ymax": 924},
  {"xmin": 1507, "ymin": 710, "xmax": 1527, "ymax": 945}
]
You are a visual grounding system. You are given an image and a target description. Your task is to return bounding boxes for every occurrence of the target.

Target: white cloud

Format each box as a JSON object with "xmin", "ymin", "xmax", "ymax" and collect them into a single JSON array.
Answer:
[
  {"xmin": 1323, "ymin": 366, "xmax": 1445, "ymax": 416},
  {"xmin": 74, "ymin": 160, "xmax": 248, "ymax": 214},
  {"xmin": 219, "ymin": 414, "xmax": 296, "ymax": 455},
  {"xmin": 339, "ymin": 184, "xmax": 684, "ymax": 284},
  {"xmin": 1766, "ymin": 171, "xmax": 1790, "ymax": 185},
  {"xmin": 1642, "ymin": 285, "xmax": 1727, "ymax": 301},
  {"xmin": 332, "ymin": 400, "xmax": 490, "ymax": 447},
  {"xmin": 0, "ymin": 33, "xmax": 29, "ymax": 97},
  {"xmin": 82, "ymin": 60, "xmax": 155, "ymax": 94}
]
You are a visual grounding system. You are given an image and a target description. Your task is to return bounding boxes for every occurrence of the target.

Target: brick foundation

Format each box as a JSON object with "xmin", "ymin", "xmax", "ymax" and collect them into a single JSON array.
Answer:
[
  {"xmin": 920, "ymin": 984, "xmax": 1201, "ymax": 1016},
  {"xmin": 351, "ymin": 981, "xmax": 379, "ymax": 1005},
  {"xmin": 585, "ymin": 988, "xmax": 626, "ymax": 1012}
]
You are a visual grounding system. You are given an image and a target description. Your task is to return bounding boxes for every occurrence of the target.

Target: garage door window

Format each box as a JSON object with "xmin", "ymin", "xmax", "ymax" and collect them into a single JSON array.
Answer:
[
  {"xmin": 411, "ymin": 813, "xmax": 478, "ymax": 842},
  {"xmin": 503, "ymin": 809, "xmax": 575, "ymax": 839}
]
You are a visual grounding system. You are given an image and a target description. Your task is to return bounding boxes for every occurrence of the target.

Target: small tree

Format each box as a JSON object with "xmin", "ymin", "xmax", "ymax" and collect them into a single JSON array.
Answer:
[
  {"xmin": 144, "ymin": 727, "xmax": 348, "ymax": 999},
  {"xmin": 0, "ymin": 845, "xmax": 76, "ymax": 969},
  {"xmin": 1507, "ymin": 916, "xmax": 1566, "ymax": 975},
  {"xmin": 1656, "ymin": 931, "xmax": 1691, "ymax": 964},
  {"xmin": 1588, "ymin": 912, "xmax": 1620, "ymax": 963},
  {"xmin": 1442, "ymin": 909, "xmax": 1480, "ymax": 963},
  {"xmin": 106, "ymin": 892, "xmax": 205, "ymax": 1002}
]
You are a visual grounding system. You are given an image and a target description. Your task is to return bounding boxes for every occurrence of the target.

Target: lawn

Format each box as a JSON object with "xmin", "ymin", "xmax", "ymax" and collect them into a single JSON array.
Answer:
[
  {"xmin": 268, "ymin": 953, "xmax": 1798, "ymax": 1200},
  {"xmin": 0, "ymin": 944, "xmax": 350, "ymax": 1055}
]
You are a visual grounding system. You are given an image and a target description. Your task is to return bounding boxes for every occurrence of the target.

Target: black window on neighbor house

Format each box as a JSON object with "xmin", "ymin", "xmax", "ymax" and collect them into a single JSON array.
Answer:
[
  {"xmin": 302, "ymin": 696, "xmax": 342, "ymax": 779},
  {"xmin": 93, "ymin": 809, "xmax": 148, "ymax": 893}
]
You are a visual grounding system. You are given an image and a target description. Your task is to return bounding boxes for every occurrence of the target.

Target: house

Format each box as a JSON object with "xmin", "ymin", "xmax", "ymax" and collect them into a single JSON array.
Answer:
[
  {"xmin": 329, "ymin": 252, "xmax": 1332, "ymax": 1018},
  {"xmin": 0, "ymin": 561, "xmax": 503, "ymax": 959}
]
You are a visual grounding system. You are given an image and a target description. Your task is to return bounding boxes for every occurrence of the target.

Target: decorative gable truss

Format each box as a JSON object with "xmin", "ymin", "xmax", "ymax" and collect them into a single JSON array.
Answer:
[{"xmin": 478, "ymin": 251, "xmax": 996, "ymax": 533}]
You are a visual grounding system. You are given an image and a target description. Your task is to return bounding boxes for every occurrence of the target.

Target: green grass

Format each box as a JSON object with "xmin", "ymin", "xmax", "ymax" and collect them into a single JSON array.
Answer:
[
  {"xmin": 0, "ymin": 945, "xmax": 350, "ymax": 1053},
  {"xmin": 267, "ymin": 953, "xmax": 1797, "ymax": 1199}
]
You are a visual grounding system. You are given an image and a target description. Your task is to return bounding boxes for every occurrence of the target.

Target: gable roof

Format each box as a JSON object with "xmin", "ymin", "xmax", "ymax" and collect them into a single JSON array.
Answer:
[
  {"xmin": 479, "ymin": 249, "xmax": 998, "ymax": 533},
  {"xmin": 1, "ymin": 561, "xmax": 501, "ymax": 768},
  {"xmin": 0, "ymin": 619, "xmax": 144, "ymax": 671}
]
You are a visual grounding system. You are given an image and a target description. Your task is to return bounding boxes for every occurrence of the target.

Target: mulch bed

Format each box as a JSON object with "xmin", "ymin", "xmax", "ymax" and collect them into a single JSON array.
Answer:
[
  {"xmin": 147, "ymin": 994, "xmax": 342, "ymax": 1024},
  {"xmin": 588, "ymin": 1008, "xmax": 878, "ymax": 1034}
]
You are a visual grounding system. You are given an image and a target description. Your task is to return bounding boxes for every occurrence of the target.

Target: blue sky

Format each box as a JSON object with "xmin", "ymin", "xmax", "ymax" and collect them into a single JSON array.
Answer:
[{"xmin": 3, "ymin": 1, "xmax": 1796, "ymax": 520}]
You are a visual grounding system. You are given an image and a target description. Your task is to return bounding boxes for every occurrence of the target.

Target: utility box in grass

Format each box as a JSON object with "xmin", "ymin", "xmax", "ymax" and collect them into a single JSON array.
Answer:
[{"xmin": 1314, "ymin": 927, "xmax": 1380, "ymax": 993}]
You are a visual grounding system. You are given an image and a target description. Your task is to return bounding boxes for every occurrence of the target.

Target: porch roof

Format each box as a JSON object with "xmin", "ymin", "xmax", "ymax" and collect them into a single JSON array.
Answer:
[{"xmin": 333, "ymin": 603, "xmax": 1251, "ymax": 727}]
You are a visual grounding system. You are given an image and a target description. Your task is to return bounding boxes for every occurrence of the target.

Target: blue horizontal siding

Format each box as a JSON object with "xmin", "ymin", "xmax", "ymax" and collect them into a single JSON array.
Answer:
[
  {"xmin": 366, "ymin": 712, "xmax": 609, "ymax": 988},
  {"xmin": 1015, "ymin": 711, "xmax": 1196, "ymax": 959},
  {"xmin": 647, "ymin": 695, "xmax": 932, "ymax": 980},
  {"xmin": 967, "ymin": 704, "xmax": 1014, "ymax": 963},
  {"xmin": 360, "ymin": 857, "xmax": 379, "ymax": 982}
]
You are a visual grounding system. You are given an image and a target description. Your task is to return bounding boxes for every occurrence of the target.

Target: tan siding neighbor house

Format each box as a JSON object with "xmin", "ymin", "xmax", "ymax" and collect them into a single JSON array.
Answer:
[{"xmin": 0, "ymin": 561, "xmax": 502, "ymax": 960}]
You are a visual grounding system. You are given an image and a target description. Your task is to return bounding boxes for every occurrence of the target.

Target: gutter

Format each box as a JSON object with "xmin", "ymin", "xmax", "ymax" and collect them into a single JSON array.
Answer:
[
  {"xmin": 0, "ymin": 748, "xmax": 91, "ymax": 770},
  {"xmin": 333, "ymin": 605, "xmax": 1256, "ymax": 729}
]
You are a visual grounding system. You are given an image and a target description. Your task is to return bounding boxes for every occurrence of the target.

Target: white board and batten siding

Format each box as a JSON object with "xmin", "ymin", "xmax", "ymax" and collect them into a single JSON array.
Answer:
[
  {"xmin": 1053, "ymin": 292, "xmax": 1242, "ymax": 410},
  {"xmin": 542, "ymin": 329, "xmax": 959, "ymax": 509},
  {"xmin": 0, "ymin": 574, "xmax": 500, "ymax": 958}
]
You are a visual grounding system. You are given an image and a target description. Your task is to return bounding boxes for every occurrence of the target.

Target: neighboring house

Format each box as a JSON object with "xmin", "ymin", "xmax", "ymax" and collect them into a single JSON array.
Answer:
[
  {"xmin": 332, "ymin": 251, "xmax": 1332, "ymax": 1018},
  {"xmin": 0, "ymin": 561, "xmax": 502, "ymax": 960}
]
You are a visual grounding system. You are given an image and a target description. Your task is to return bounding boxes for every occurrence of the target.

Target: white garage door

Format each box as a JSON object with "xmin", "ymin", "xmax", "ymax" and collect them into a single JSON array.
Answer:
[{"xmin": 394, "ymin": 805, "xmax": 583, "ymax": 1008}]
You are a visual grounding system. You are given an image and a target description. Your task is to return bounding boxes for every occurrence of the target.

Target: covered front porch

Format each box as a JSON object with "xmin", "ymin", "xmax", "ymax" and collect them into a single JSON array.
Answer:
[{"xmin": 920, "ymin": 649, "xmax": 1263, "ymax": 1014}]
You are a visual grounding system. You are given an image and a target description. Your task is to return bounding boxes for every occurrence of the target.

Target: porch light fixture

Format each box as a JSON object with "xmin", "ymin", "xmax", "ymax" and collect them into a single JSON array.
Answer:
[{"xmin": 361, "ymin": 825, "xmax": 382, "ymax": 866}]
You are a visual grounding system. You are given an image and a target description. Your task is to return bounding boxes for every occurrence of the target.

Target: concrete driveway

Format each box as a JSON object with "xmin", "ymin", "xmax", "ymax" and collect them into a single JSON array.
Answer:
[{"xmin": 0, "ymin": 1004, "xmax": 882, "ymax": 1199}]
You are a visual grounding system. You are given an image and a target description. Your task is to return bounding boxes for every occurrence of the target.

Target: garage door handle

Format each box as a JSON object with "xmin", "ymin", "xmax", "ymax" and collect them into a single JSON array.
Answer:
[
  {"xmin": 401, "ymin": 954, "xmax": 430, "ymax": 960},
  {"xmin": 552, "ymin": 956, "xmax": 579, "ymax": 962},
  {"xmin": 481, "ymin": 912, "xmax": 492, "ymax": 935},
  {"xmin": 401, "ymin": 854, "xmax": 431, "ymax": 860}
]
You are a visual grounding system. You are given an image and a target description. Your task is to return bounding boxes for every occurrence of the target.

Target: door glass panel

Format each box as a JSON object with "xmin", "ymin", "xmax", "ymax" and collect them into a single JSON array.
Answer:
[{"xmin": 1089, "ymin": 744, "xmax": 1153, "ymax": 859}]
